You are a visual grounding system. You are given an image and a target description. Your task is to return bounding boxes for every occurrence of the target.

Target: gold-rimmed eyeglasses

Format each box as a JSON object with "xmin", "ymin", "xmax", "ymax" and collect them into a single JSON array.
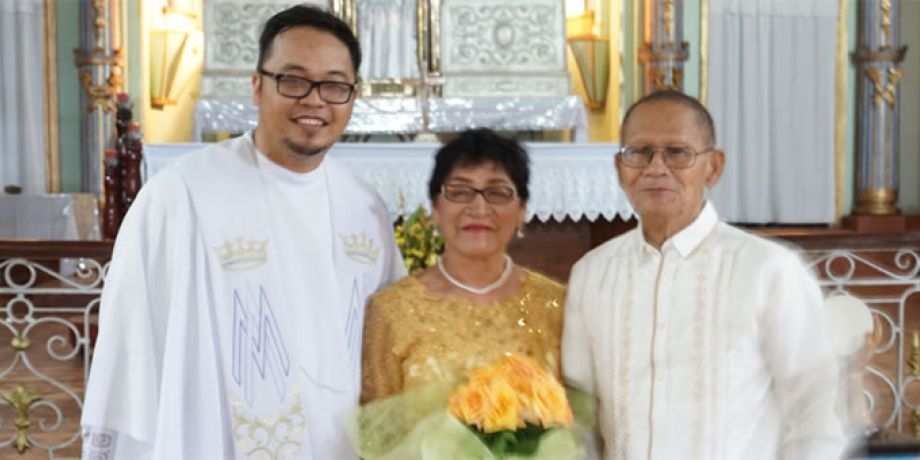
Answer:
[{"xmin": 617, "ymin": 145, "xmax": 716, "ymax": 169}]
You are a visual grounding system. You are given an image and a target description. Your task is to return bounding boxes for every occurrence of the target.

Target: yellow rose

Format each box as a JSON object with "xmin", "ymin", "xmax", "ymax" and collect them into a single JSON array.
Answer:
[
  {"xmin": 449, "ymin": 385, "xmax": 487, "ymax": 427},
  {"xmin": 530, "ymin": 378, "xmax": 573, "ymax": 428},
  {"xmin": 481, "ymin": 380, "xmax": 524, "ymax": 433},
  {"xmin": 503, "ymin": 357, "xmax": 539, "ymax": 396}
]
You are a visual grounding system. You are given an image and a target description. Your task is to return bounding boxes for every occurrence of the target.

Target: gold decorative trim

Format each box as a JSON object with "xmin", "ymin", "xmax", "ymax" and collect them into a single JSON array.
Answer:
[
  {"xmin": 430, "ymin": 0, "xmax": 442, "ymax": 75},
  {"xmin": 44, "ymin": 0, "xmax": 60, "ymax": 193},
  {"xmin": 417, "ymin": 0, "xmax": 429, "ymax": 75},
  {"xmin": 855, "ymin": 188, "xmax": 899, "ymax": 215},
  {"xmin": 663, "ymin": 0, "xmax": 675, "ymax": 40},
  {"xmin": 910, "ymin": 331, "xmax": 920, "ymax": 376},
  {"xmin": 834, "ymin": 0, "xmax": 847, "ymax": 220},
  {"xmin": 852, "ymin": 46, "xmax": 909, "ymax": 63},
  {"xmin": 1, "ymin": 386, "xmax": 41, "ymax": 454},
  {"xmin": 360, "ymin": 79, "xmax": 421, "ymax": 98},
  {"xmin": 865, "ymin": 66, "xmax": 904, "ymax": 108},
  {"xmin": 913, "ymin": 409, "xmax": 920, "ymax": 440},
  {"xmin": 75, "ymin": 0, "xmax": 124, "ymax": 113},
  {"xmin": 11, "ymin": 335, "xmax": 31, "ymax": 352},
  {"xmin": 90, "ymin": 0, "xmax": 106, "ymax": 49},
  {"xmin": 78, "ymin": 68, "xmax": 118, "ymax": 113},
  {"xmin": 881, "ymin": 0, "xmax": 892, "ymax": 47},
  {"xmin": 700, "ymin": 0, "xmax": 709, "ymax": 104}
]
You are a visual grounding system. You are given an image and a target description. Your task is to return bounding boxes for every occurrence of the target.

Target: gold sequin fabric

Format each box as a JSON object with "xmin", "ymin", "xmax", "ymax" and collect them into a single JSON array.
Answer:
[{"xmin": 360, "ymin": 269, "xmax": 565, "ymax": 403}]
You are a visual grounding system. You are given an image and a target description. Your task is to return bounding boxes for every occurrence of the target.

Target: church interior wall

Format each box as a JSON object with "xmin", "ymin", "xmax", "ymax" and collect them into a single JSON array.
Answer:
[
  {"xmin": 45, "ymin": 0, "xmax": 920, "ymax": 216},
  {"xmin": 55, "ymin": 0, "xmax": 82, "ymax": 193}
]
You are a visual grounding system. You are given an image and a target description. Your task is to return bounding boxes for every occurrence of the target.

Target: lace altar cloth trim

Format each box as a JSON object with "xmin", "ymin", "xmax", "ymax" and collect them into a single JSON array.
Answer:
[{"xmin": 145, "ymin": 141, "xmax": 631, "ymax": 223}]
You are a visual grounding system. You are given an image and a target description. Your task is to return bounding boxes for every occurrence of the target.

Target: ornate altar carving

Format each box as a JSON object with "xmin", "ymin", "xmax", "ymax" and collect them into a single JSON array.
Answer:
[
  {"xmin": 439, "ymin": 0, "xmax": 567, "ymax": 97},
  {"xmin": 196, "ymin": 0, "xmax": 579, "ymax": 138},
  {"xmin": 200, "ymin": 0, "xmax": 330, "ymax": 99}
]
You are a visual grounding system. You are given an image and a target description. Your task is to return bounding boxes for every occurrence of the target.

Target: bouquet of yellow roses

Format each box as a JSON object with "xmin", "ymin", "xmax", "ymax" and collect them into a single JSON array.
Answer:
[
  {"xmin": 448, "ymin": 355, "xmax": 574, "ymax": 457},
  {"xmin": 349, "ymin": 355, "xmax": 593, "ymax": 460}
]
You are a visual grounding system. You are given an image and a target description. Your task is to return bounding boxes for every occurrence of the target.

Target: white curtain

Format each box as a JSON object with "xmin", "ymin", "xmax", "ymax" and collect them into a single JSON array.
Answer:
[
  {"xmin": 0, "ymin": 0, "xmax": 47, "ymax": 194},
  {"xmin": 708, "ymin": 0, "xmax": 837, "ymax": 223},
  {"xmin": 357, "ymin": 0, "xmax": 419, "ymax": 80}
]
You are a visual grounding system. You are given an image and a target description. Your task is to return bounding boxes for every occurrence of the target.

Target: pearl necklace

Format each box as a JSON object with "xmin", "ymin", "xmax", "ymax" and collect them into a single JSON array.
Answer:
[{"xmin": 437, "ymin": 254, "xmax": 514, "ymax": 295}]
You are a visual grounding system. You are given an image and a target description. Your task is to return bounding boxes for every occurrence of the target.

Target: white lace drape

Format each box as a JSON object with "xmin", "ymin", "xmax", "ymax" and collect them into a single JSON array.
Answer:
[
  {"xmin": 0, "ymin": 0, "xmax": 47, "ymax": 194},
  {"xmin": 707, "ymin": 0, "xmax": 838, "ymax": 223},
  {"xmin": 144, "ymin": 142, "xmax": 633, "ymax": 223}
]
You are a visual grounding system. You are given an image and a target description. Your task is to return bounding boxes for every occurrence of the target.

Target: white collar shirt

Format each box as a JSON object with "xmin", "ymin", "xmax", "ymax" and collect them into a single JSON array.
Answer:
[{"xmin": 563, "ymin": 202, "xmax": 845, "ymax": 460}]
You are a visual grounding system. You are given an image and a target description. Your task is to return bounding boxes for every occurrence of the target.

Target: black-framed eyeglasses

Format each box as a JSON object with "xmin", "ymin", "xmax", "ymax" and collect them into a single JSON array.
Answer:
[
  {"xmin": 617, "ymin": 145, "xmax": 716, "ymax": 169},
  {"xmin": 441, "ymin": 184, "xmax": 517, "ymax": 205},
  {"xmin": 258, "ymin": 69, "xmax": 357, "ymax": 104}
]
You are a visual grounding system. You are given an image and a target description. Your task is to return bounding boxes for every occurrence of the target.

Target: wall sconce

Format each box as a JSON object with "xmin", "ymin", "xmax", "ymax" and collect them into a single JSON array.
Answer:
[
  {"xmin": 149, "ymin": 5, "xmax": 200, "ymax": 110},
  {"xmin": 568, "ymin": 35, "xmax": 609, "ymax": 110}
]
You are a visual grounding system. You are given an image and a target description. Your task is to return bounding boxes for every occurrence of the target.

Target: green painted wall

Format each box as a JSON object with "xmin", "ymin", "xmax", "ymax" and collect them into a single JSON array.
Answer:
[
  {"xmin": 56, "ymin": 0, "xmax": 81, "ymax": 192},
  {"xmin": 125, "ymin": 0, "xmax": 143, "ymax": 126},
  {"xmin": 52, "ymin": 1, "xmax": 918, "ymax": 216},
  {"xmin": 899, "ymin": 0, "xmax": 920, "ymax": 213}
]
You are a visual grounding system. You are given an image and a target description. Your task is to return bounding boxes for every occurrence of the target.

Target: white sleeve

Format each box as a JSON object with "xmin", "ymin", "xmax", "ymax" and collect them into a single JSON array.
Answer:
[
  {"xmin": 81, "ymin": 172, "xmax": 192, "ymax": 459},
  {"xmin": 563, "ymin": 258, "xmax": 596, "ymax": 394},
  {"xmin": 370, "ymin": 194, "xmax": 406, "ymax": 289},
  {"xmin": 382, "ymin": 226, "xmax": 407, "ymax": 287},
  {"xmin": 761, "ymin": 251, "xmax": 846, "ymax": 460},
  {"xmin": 562, "ymin": 258, "xmax": 603, "ymax": 460}
]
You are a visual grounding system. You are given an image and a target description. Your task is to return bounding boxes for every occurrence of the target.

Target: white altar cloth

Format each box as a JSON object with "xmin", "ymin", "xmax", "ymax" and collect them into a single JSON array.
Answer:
[{"xmin": 145, "ymin": 141, "xmax": 631, "ymax": 223}]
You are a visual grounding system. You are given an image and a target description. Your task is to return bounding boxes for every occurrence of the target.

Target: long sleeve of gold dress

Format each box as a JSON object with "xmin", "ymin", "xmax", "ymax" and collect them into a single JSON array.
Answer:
[{"xmin": 361, "ymin": 269, "xmax": 565, "ymax": 403}]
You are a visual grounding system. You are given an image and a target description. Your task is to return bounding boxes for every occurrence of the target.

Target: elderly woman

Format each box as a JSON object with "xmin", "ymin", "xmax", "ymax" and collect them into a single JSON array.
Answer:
[{"xmin": 360, "ymin": 128, "xmax": 565, "ymax": 403}]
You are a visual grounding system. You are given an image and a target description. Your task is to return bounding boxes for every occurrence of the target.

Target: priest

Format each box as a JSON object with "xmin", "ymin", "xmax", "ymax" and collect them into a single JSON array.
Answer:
[{"xmin": 81, "ymin": 5, "xmax": 405, "ymax": 459}]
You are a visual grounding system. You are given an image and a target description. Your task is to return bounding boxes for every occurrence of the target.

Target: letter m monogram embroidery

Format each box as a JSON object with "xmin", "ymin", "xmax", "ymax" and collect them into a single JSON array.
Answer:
[{"xmin": 232, "ymin": 287, "xmax": 291, "ymax": 406}]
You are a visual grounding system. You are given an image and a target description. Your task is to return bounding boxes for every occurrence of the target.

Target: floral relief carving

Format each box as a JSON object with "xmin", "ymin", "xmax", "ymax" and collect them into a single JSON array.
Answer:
[
  {"xmin": 442, "ymin": 2, "xmax": 564, "ymax": 73},
  {"xmin": 205, "ymin": 2, "xmax": 323, "ymax": 71}
]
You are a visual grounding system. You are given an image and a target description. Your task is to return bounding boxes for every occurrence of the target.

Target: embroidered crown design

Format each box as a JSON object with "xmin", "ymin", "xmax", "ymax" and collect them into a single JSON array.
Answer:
[
  {"xmin": 217, "ymin": 238, "xmax": 268, "ymax": 271},
  {"xmin": 340, "ymin": 232, "xmax": 379, "ymax": 264}
]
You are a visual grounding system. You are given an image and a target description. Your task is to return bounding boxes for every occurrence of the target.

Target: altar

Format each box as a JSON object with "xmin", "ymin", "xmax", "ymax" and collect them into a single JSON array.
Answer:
[{"xmin": 195, "ymin": 96, "xmax": 589, "ymax": 142}]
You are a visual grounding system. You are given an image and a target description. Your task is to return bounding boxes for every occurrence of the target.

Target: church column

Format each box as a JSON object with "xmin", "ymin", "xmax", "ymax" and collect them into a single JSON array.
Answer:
[
  {"xmin": 638, "ymin": 0, "xmax": 688, "ymax": 94},
  {"xmin": 75, "ymin": 0, "xmax": 123, "ymax": 193},
  {"xmin": 852, "ymin": 0, "xmax": 908, "ymax": 216}
]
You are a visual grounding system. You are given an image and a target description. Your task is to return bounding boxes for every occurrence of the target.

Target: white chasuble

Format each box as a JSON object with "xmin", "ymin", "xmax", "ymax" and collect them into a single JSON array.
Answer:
[
  {"xmin": 562, "ymin": 202, "xmax": 845, "ymax": 460},
  {"xmin": 81, "ymin": 133, "xmax": 406, "ymax": 459}
]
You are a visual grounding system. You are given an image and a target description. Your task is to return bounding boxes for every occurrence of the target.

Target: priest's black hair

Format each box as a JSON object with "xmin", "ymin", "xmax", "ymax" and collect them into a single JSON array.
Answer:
[
  {"xmin": 621, "ymin": 90, "xmax": 717, "ymax": 146},
  {"xmin": 257, "ymin": 4, "xmax": 361, "ymax": 76},
  {"xmin": 428, "ymin": 128, "xmax": 531, "ymax": 203}
]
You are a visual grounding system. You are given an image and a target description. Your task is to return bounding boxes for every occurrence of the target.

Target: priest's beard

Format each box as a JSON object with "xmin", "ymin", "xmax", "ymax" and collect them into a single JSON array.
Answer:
[{"xmin": 284, "ymin": 138, "xmax": 326, "ymax": 157}]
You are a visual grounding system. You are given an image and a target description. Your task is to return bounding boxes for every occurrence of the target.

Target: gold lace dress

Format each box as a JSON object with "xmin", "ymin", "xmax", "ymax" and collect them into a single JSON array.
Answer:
[{"xmin": 360, "ymin": 269, "xmax": 565, "ymax": 403}]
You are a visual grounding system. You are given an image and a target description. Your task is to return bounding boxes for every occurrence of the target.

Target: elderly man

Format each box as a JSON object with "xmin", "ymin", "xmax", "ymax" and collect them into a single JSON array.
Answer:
[
  {"xmin": 562, "ymin": 90, "xmax": 845, "ymax": 459},
  {"xmin": 81, "ymin": 5, "xmax": 404, "ymax": 459}
]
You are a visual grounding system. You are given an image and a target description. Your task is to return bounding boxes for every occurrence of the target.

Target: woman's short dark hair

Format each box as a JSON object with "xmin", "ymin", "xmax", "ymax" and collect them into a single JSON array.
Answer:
[
  {"xmin": 428, "ymin": 129, "xmax": 531, "ymax": 203},
  {"xmin": 257, "ymin": 5, "xmax": 362, "ymax": 77}
]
